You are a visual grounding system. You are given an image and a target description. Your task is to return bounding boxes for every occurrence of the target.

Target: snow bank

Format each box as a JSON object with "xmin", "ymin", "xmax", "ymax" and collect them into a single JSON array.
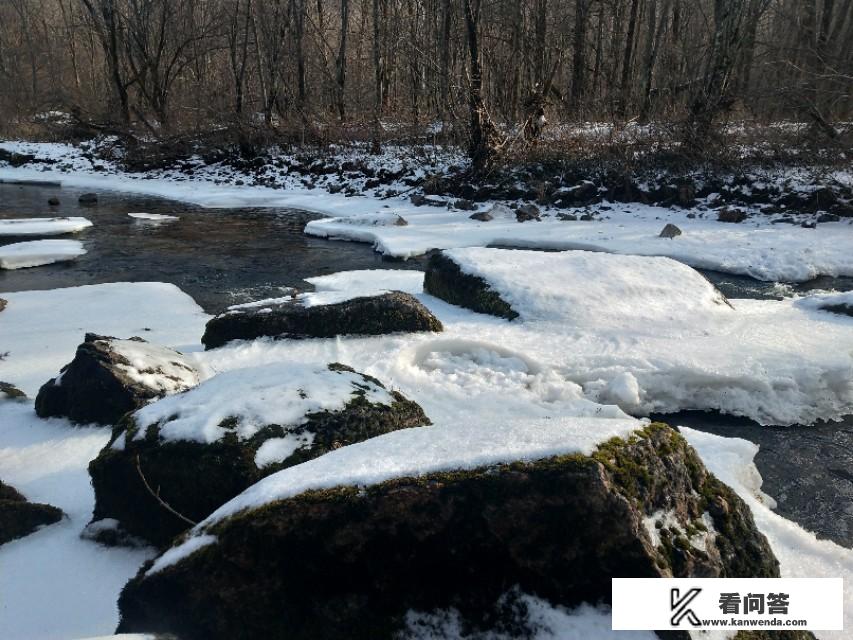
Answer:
[
  {"xmin": 0, "ymin": 239, "xmax": 86, "ymax": 269},
  {"xmin": 681, "ymin": 427, "xmax": 853, "ymax": 640},
  {"xmin": 0, "ymin": 403, "xmax": 154, "ymax": 639},
  {"xmin": 0, "ymin": 216, "xmax": 92, "ymax": 236},
  {"xmin": 197, "ymin": 263, "xmax": 853, "ymax": 425},
  {"xmin": 0, "ymin": 282, "xmax": 209, "ymax": 397},
  {"xmin": 2, "ymin": 141, "xmax": 851, "ymax": 282},
  {"xmin": 131, "ymin": 362, "xmax": 393, "ymax": 445},
  {"xmin": 148, "ymin": 414, "xmax": 639, "ymax": 574},
  {"xmin": 444, "ymin": 247, "xmax": 732, "ymax": 326}
]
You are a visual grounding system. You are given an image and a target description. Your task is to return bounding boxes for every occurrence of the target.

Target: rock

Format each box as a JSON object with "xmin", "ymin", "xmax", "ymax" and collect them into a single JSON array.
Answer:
[
  {"xmin": 717, "ymin": 207, "xmax": 748, "ymax": 223},
  {"xmin": 0, "ymin": 148, "xmax": 36, "ymax": 167},
  {"xmin": 801, "ymin": 220, "xmax": 817, "ymax": 229},
  {"xmin": 557, "ymin": 213, "xmax": 578, "ymax": 221},
  {"xmin": 410, "ymin": 194, "xmax": 446, "ymax": 207},
  {"xmin": 515, "ymin": 203, "xmax": 541, "ymax": 222},
  {"xmin": 48, "ymin": 196, "xmax": 60, "ymax": 206},
  {"xmin": 0, "ymin": 479, "xmax": 63, "ymax": 545},
  {"xmin": 201, "ymin": 291, "xmax": 442, "ymax": 350},
  {"xmin": 453, "ymin": 199, "xmax": 476, "ymax": 211},
  {"xmin": 35, "ymin": 334, "xmax": 200, "ymax": 425},
  {"xmin": 77, "ymin": 192, "xmax": 98, "ymax": 205},
  {"xmin": 659, "ymin": 223, "xmax": 682, "ymax": 239},
  {"xmin": 117, "ymin": 424, "xmax": 779, "ymax": 639},
  {"xmin": 88, "ymin": 363, "xmax": 431, "ymax": 547},
  {"xmin": 579, "ymin": 213, "xmax": 595, "ymax": 221},
  {"xmin": 424, "ymin": 251, "xmax": 519, "ymax": 320},
  {"xmin": 0, "ymin": 297, "xmax": 5, "ymax": 313},
  {"xmin": 468, "ymin": 211, "xmax": 493, "ymax": 222},
  {"xmin": 820, "ymin": 303, "xmax": 853, "ymax": 317},
  {"xmin": 0, "ymin": 382, "xmax": 26, "ymax": 400},
  {"xmin": 817, "ymin": 213, "xmax": 840, "ymax": 223}
]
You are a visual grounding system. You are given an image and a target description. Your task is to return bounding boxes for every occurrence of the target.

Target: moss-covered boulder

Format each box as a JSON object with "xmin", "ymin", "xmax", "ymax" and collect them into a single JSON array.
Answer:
[
  {"xmin": 117, "ymin": 423, "xmax": 778, "ymax": 639},
  {"xmin": 89, "ymin": 363, "xmax": 430, "ymax": 547},
  {"xmin": 0, "ymin": 480, "xmax": 63, "ymax": 545},
  {"xmin": 35, "ymin": 334, "xmax": 200, "ymax": 425},
  {"xmin": 424, "ymin": 251, "xmax": 519, "ymax": 319},
  {"xmin": 201, "ymin": 291, "xmax": 442, "ymax": 349}
]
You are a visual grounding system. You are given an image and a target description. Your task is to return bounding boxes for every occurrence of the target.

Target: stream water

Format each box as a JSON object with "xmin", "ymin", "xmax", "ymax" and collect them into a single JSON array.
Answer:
[
  {"xmin": 1, "ymin": 182, "xmax": 851, "ymax": 549},
  {"xmin": 0, "ymin": 182, "xmax": 423, "ymax": 313}
]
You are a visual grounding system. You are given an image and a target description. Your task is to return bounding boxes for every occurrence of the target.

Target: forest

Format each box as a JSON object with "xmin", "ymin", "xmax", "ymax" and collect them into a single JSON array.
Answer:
[{"xmin": 0, "ymin": 0, "xmax": 850, "ymax": 166}]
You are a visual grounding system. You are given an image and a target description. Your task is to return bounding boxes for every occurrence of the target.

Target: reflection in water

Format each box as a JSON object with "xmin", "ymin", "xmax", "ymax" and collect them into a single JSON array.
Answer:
[{"xmin": 0, "ymin": 183, "xmax": 423, "ymax": 313}]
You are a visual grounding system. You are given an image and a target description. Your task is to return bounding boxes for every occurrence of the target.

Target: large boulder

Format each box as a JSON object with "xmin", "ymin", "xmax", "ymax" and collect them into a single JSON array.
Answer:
[
  {"xmin": 0, "ymin": 480, "xmax": 63, "ymax": 545},
  {"xmin": 35, "ymin": 334, "xmax": 200, "ymax": 425},
  {"xmin": 424, "ymin": 251, "xmax": 519, "ymax": 319},
  {"xmin": 117, "ymin": 423, "xmax": 778, "ymax": 639},
  {"xmin": 0, "ymin": 297, "xmax": 6, "ymax": 313},
  {"xmin": 201, "ymin": 291, "xmax": 442, "ymax": 349},
  {"xmin": 89, "ymin": 363, "xmax": 430, "ymax": 547}
]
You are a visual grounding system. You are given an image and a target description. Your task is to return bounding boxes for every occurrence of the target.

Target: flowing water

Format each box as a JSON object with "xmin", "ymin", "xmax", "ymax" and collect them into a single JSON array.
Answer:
[
  {"xmin": 0, "ymin": 182, "xmax": 423, "ymax": 313},
  {"xmin": 2, "ymin": 182, "xmax": 851, "ymax": 549}
]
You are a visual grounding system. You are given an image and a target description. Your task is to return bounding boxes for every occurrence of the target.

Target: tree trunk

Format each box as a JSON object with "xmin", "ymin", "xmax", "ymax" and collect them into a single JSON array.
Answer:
[
  {"xmin": 463, "ymin": 0, "xmax": 500, "ymax": 171},
  {"xmin": 336, "ymin": 0, "xmax": 350, "ymax": 122}
]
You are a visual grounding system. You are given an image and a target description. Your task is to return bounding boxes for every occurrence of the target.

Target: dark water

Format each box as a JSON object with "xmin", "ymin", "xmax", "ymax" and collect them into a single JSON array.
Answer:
[
  {"xmin": 0, "ymin": 182, "xmax": 423, "ymax": 313},
  {"xmin": 2, "ymin": 182, "xmax": 851, "ymax": 549},
  {"xmin": 652, "ymin": 412, "xmax": 853, "ymax": 549}
]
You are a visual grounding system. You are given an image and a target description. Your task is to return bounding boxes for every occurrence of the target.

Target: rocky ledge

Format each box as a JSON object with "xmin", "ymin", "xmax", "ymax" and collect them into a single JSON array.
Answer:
[
  {"xmin": 424, "ymin": 251, "xmax": 519, "ymax": 319},
  {"xmin": 116, "ymin": 423, "xmax": 779, "ymax": 639},
  {"xmin": 35, "ymin": 334, "xmax": 200, "ymax": 425},
  {"xmin": 0, "ymin": 480, "xmax": 63, "ymax": 546},
  {"xmin": 202, "ymin": 291, "xmax": 443, "ymax": 349},
  {"xmin": 89, "ymin": 363, "xmax": 430, "ymax": 547}
]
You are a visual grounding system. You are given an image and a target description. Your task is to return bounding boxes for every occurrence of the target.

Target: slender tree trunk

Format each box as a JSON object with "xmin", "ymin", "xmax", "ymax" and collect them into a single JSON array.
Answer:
[
  {"xmin": 463, "ymin": 0, "xmax": 500, "ymax": 171},
  {"xmin": 335, "ymin": 0, "xmax": 350, "ymax": 122},
  {"xmin": 371, "ymin": 0, "xmax": 382, "ymax": 153},
  {"xmin": 570, "ymin": 0, "xmax": 590, "ymax": 113}
]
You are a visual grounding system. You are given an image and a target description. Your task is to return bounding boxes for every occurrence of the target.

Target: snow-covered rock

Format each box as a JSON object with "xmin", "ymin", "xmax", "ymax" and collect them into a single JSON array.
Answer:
[
  {"xmin": 0, "ymin": 282, "xmax": 209, "ymax": 397},
  {"xmin": 0, "ymin": 216, "xmax": 92, "ymax": 236},
  {"xmin": 88, "ymin": 362, "xmax": 430, "ymax": 546},
  {"xmin": 202, "ymin": 291, "xmax": 442, "ymax": 349},
  {"xmin": 116, "ymin": 423, "xmax": 779, "ymax": 639},
  {"xmin": 420, "ymin": 248, "xmax": 853, "ymax": 425},
  {"xmin": 35, "ymin": 334, "xmax": 200, "ymax": 425},
  {"xmin": 0, "ymin": 239, "xmax": 86, "ymax": 269}
]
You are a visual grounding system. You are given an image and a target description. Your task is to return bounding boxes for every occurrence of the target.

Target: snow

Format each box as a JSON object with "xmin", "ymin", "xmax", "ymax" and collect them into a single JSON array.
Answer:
[
  {"xmin": 0, "ymin": 216, "xmax": 92, "ymax": 236},
  {"xmin": 127, "ymin": 212, "xmax": 179, "ymax": 222},
  {"xmin": 103, "ymin": 338, "xmax": 199, "ymax": 396},
  {"xmin": 680, "ymin": 427, "xmax": 853, "ymax": 640},
  {"xmin": 1, "ymin": 140, "xmax": 851, "ymax": 282},
  {"xmin": 0, "ymin": 239, "xmax": 86, "ymax": 269},
  {"xmin": 130, "ymin": 362, "xmax": 393, "ymax": 445},
  {"xmin": 423, "ymin": 249, "xmax": 853, "ymax": 425},
  {"xmin": 0, "ymin": 402, "xmax": 154, "ymax": 640},
  {"xmin": 0, "ymin": 282, "xmax": 211, "ymax": 639},
  {"xmin": 0, "ymin": 282, "xmax": 209, "ymax": 396},
  {"xmin": 444, "ymin": 247, "xmax": 732, "ymax": 326}
]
